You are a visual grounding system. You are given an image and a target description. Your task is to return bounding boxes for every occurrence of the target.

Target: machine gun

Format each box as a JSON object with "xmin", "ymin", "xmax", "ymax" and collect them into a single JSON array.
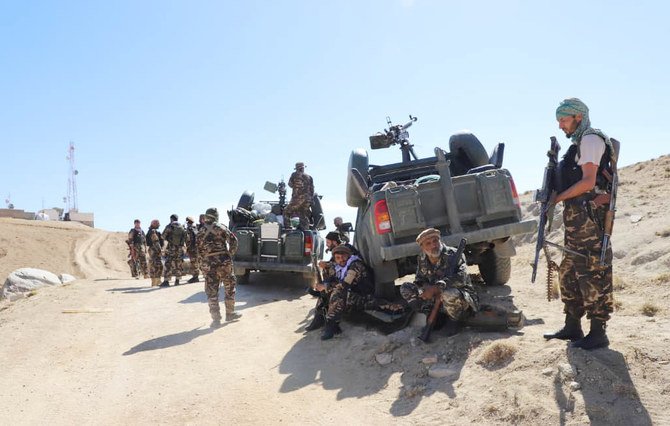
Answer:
[
  {"xmin": 531, "ymin": 137, "xmax": 561, "ymax": 286},
  {"xmin": 263, "ymin": 178, "xmax": 288, "ymax": 213},
  {"xmin": 418, "ymin": 237, "xmax": 467, "ymax": 343},
  {"xmin": 369, "ymin": 115, "xmax": 418, "ymax": 163}
]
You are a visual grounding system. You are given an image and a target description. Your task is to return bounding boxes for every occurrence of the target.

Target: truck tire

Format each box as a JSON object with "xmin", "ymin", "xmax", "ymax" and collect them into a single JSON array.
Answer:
[
  {"xmin": 237, "ymin": 191, "xmax": 255, "ymax": 210},
  {"xmin": 346, "ymin": 149, "xmax": 369, "ymax": 207},
  {"xmin": 236, "ymin": 268, "xmax": 250, "ymax": 285},
  {"xmin": 478, "ymin": 250, "xmax": 511, "ymax": 286},
  {"xmin": 449, "ymin": 132, "xmax": 490, "ymax": 176},
  {"xmin": 311, "ymin": 193, "xmax": 326, "ymax": 230}
]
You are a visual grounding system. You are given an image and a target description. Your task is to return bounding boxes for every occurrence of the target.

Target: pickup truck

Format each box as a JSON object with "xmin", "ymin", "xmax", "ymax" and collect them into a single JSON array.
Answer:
[
  {"xmin": 346, "ymin": 116, "xmax": 536, "ymax": 298},
  {"xmin": 228, "ymin": 180, "xmax": 325, "ymax": 284}
]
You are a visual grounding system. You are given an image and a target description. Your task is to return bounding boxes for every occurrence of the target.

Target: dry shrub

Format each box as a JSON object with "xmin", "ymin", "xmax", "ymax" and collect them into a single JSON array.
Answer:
[
  {"xmin": 641, "ymin": 303, "xmax": 659, "ymax": 317},
  {"xmin": 655, "ymin": 229, "xmax": 670, "ymax": 238},
  {"xmin": 652, "ymin": 273, "xmax": 670, "ymax": 284},
  {"xmin": 613, "ymin": 300, "xmax": 623, "ymax": 311},
  {"xmin": 477, "ymin": 342, "xmax": 517, "ymax": 368},
  {"xmin": 613, "ymin": 276, "xmax": 626, "ymax": 290},
  {"xmin": 401, "ymin": 385, "xmax": 425, "ymax": 399}
]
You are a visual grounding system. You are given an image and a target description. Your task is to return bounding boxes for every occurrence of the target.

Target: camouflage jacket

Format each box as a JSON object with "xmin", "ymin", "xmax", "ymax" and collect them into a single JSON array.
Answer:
[
  {"xmin": 288, "ymin": 171, "xmax": 314, "ymax": 202},
  {"xmin": 146, "ymin": 228, "xmax": 163, "ymax": 252},
  {"xmin": 162, "ymin": 222, "xmax": 186, "ymax": 249},
  {"xmin": 415, "ymin": 243, "xmax": 478, "ymax": 310},
  {"xmin": 329, "ymin": 256, "xmax": 374, "ymax": 295},
  {"xmin": 185, "ymin": 223, "xmax": 198, "ymax": 251},
  {"xmin": 127, "ymin": 228, "xmax": 146, "ymax": 247},
  {"xmin": 196, "ymin": 222, "xmax": 238, "ymax": 260}
]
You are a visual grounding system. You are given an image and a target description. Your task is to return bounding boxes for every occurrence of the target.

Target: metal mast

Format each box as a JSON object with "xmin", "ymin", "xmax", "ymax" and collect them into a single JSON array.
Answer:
[{"xmin": 66, "ymin": 142, "xmax": 78, "ymax": 212}]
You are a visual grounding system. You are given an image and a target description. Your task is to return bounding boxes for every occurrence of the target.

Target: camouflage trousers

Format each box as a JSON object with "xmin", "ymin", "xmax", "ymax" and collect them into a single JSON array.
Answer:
[
  {"xmin": 283, "ymin": 198, "xmax": 311, "ymax": 229},
  {"xmin": 187, "ymin": 248, "xmax": 200, "ymax": 276},
  {"xmin": 317, "ymin": 285, "xmax": 372, "ymax": 321},
  {"xmin": 127, "ymin": 245, "xmax": 148, "ymax": 277},
  {"xmin": 147, "ymin": 248, "xmax": 163, "ymax": 279},
  {"xmin": 559, "ymin": 203, "xmax": 614, "ymax": 321},
  {"xmin": 400, "ymin": 282, "xmax": 472, "ymax": 321},
  {"xmin": 202, "ymin": 255, "xmax": 236, "ymax": 320},
  {"xmin": 163, "ymin": 247, "xmax": 185, "ymax": 279}
]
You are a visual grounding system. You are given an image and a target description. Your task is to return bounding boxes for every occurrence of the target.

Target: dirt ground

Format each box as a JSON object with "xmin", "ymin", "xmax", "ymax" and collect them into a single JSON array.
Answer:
[{"xmin": 1, "ymin": 156, "xmax": 669, "ymax": 425}]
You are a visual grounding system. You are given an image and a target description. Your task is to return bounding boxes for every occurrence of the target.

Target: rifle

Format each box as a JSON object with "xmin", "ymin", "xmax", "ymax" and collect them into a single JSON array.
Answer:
[
  {"xmin": 418, "ymin": 237, "xmax": 467, "ymax": 342},
  {"xmin": 531, "ymin": 137, "xmax": 561, "ymax": 284},
  {"xmin": 600, "ymin": 140, "xmax": 619, "ymax": 266},
  {"xmin": 311, "ymin": 254, "xmax": 324, "ymax": 290}
]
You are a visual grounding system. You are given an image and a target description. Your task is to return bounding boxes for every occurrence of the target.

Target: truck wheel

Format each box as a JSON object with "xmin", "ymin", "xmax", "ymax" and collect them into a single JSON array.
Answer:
[
  {"xmin": 449, "ymin": 132, "xmax": 490, "ymax": 175},
  {"xmin": 478, "ymin": 250, "xmax": 511, "ymax": 286},
  {"xmin": 311, "ymin": 193, "xmax": 326, "ymax": 230},
  {"xmin": 235, "ymin": 268, "xmax": 250, "ymax": 284},
  {"xmin": 346, "ymin": 149, "xmax": 369, "ymax": 207},
  {"xmin": 237, "ymin": 191, "xmax": 255, "ymax": 210}
]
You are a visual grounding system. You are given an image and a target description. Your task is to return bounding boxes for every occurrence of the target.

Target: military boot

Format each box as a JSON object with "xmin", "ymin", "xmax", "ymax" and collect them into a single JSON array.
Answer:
[
  {"xmin": 151, "ymin": 278, "xmax": 160, "ymax": 287},
  {"xmin": 321, "ymin": 319, "xmax": 339, "ymax": 340},
  {"xmin": 305, "ymin": 311, "xmax": 325, "ymax": 332},
  {"xmin": 210, "ymin": 311, "xmax": 222, "ymax": 328},
  {"xmin": 159, "ymin": 280, "xmax": 170, "ymax": 287},
  {"xmin": 187, "ymin": 275, "xmax": 200, "ymax": 284},
  {"xmin": 571, "ymin": 319, "xmax": 609, "ymax": 350},
  {"xmin": 173, "ymin": 278, "xmax": 180, "ymax": 286},
  {"xmin": 543, "ymin": 314, "xmax": 584, "ymax": 341}
]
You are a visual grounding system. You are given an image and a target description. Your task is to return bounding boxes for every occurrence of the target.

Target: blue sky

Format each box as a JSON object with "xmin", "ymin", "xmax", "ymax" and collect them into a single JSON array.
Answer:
[{"xmin": 1, "ymin": 0, "xmax": 668, "ymax": 232}]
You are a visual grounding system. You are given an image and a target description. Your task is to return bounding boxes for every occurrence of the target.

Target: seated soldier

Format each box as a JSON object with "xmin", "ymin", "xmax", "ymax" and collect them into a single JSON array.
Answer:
[
  {"xmin": 400, "ymin": 228, "xmax": 479, "ymax": 340},
  {"xmin": 305, "ymin": 245, "xmax": 374, "ymax": 340}
]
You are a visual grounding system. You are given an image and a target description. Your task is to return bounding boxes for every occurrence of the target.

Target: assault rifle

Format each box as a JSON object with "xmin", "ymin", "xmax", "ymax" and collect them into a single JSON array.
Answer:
[
  {"xmin": 418, "ymin": 237, "xmax": 467, "ymax": 343},
  {"xmin": 600, "ymin": 138, "xmax": 619, "ymax": 266},
  {"xmin": 531, "ymin": 137, "xmax": 561, "ymax": 284}
]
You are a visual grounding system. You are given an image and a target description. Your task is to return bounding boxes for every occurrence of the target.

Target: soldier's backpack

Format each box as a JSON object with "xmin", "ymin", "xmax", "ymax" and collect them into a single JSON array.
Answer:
[{"xmin": 168, "ymin": 224, "xmax": 186, "ymax": 247}]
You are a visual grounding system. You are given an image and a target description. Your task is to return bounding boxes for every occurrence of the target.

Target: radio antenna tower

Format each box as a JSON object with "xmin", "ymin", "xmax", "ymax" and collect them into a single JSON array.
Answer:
[{"xmin": 66, "ymin": 142, "xmax": 79, "ymax": 212}]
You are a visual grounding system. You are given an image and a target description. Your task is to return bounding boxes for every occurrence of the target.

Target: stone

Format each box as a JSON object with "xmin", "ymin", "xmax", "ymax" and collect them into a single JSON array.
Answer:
[
  {"xmin": 375, "ymin": 353, "xmax": 392, "ymax": 366},
  {"xmin": 59, "ymin": 273, "xmax": 77, "ymax": 284},
  {"xmin": 410, "ymin": 313, "xmax": 427, "ymax": 327},
  {"xmin": 630, "ymin": 215, "xmax": 643, "ymax": 223},
  {"xmin": 569, "ymin": 381, "xmax": 581, "ymax": 391},
  {"xmin": 422, "ymin": 356, "xmax": 438, "ymax": 365},
  {"xmin": 558, "ymin": 363, "xmax": 577, "ymax": 380},
  {"xmin": 428, "ymin": 365, "xmax": 458, "ymax": 380},
  {"xmin": 542, "ymin": 367, "xmax": 554, "ymax": 376},
  {"xmin": 2, "ymin": 268, "xmax": 62, "ymax": 299}
]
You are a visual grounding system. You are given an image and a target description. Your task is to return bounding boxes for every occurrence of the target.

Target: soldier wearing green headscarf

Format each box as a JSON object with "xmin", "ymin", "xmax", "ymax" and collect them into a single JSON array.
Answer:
[{"xmin": 544, "ymin": 98, "xmax": 617, "ymax": 350}]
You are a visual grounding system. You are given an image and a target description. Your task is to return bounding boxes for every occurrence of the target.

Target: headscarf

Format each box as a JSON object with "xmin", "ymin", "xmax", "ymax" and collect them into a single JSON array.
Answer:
[{"xmin": 555, "ymin": 97, "xmax": 591, "ymax": 144}]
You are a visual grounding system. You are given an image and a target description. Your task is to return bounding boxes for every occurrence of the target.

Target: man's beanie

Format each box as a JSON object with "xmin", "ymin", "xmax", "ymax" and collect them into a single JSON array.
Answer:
[
  {"xmin": 332, "ymin": 245, "xmax": 352, "ymax": 256},
  {"xmin": 205, "ymin": 208, "xmax": 219, "ymax": 222},
  {"xmin": 170, "ymin": 214, "xmax": 178, "ymax": 222},
  {"xmin": 416, "ymin": 228, "xmax": 441, "ymax": 245}
]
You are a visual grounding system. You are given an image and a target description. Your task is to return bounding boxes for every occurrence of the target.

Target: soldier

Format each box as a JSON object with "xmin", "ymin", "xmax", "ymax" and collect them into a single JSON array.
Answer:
[
  {"xmin": 283, "ymin": 162, "xmax": 314, "ymax": 230},
  {"xmin": 543, "ymin": 98, "xmax": 616, "ymax": 350},
  {"xmin": 185, "ymin": 216, "xmax": 200, "ymax": 283},
  {"xmin": 126, "ymin": 219, "xmax": 149, "ymax": 279},
  {"xmin": 333, "ymin": 216, "xmax": 353, "ymax": 244},
  {"xmin": 197, "ymin": 214, "xmax": 206, "ymax": 232},
  {"xmin": 146, "ymin": 219, "xmax": 164, "ymax": 287},
  {"xmin": 400, "ymin": 228, "xmax": 479, "ymax": 339},
  {"xmin": 196, "ymin": 207, "xmax": 240, "ymax": 326},
  {"xmin": 160, "ymin": 214, "xmax": 186, "ymax": 287},
  {"xmin": 306, "ymin": 245, "xmax": 374, "ymax": 340}
]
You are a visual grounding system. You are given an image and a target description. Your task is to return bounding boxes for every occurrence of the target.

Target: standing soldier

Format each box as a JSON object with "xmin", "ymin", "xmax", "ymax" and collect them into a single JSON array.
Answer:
[
  {"xmin": 146, "ymin": 219, "xmax": 164, "ymax": 287},
  {"xmin": 197, "ymin": 214, "xmax": 206, "ymax": 232},
  {"xmin": 185, "ymin": 216, "xmax": 200, "ymax": 283},
  {"xmin": 197, "ymin": 207, "xmax": 240, "ymax": 326},
  {"xmin": 333, "ymin": 216, "xmax": 353, "ymax": 244},
  {"xmin": 160, "ymin": 214, "xmax": 186, "ymax": 287},
  {"xmin": 283, "ymin": 162, "xmax": 314, "ymax": 230},
  {"xmin": 126, "ymin": 219, "xmax": 149, "ymax": 279},
  {"xmin": 543, "ymin": 98, "xmax": 616, "ymax": 350}
]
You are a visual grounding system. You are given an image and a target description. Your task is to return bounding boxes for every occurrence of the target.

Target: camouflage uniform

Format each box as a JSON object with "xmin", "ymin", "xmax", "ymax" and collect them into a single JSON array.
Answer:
[
  {"xmin": 146, "ymin": 227, "xmax": 164, "ymax": 280},
  {"xmin": 196, "ymin": 221, "xmax": 239, "ymax": 320},
  {"xmin": 284, "ymin": 167, "xmax": 314, "ymax": 229},
  {"xmin": 559, "ymin": 202, "xmax": 613, "ymax": 321},
  {"xmin": 162, "ymin": 222, "xmax": 186, "ymax": 281},
  {"xmin": 185, "ymin": 222, "xmax": 200, "ymax": 277},
  {"xmin": 127, "ymin": 227, "xmax": 148, "ymax": 278},
  {"xmin": 318, "ymin": 256, "xmax": 374, "ymax": 322},
  {"xmin": 400, "ymin": 243, "xmax": 478, "ymax": 321}
]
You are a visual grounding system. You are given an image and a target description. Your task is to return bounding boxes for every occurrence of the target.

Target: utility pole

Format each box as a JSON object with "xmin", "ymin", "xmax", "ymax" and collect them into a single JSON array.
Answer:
[{"xmin": 66, "ymin": 142, "xmax": 78, "ymax": 213}]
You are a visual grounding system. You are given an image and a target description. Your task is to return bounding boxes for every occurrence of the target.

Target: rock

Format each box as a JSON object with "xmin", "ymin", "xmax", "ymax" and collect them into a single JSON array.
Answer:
[
  {"xmin": 428, "ymin": 365, "xmax": 458, "ymax": 380},
  {"xmin": 542, "ymin": 367, "xmax": 554, "ymax": 376},
  {"xmin": 630, "ymin": 215, "xmax": 643, "ymax": 223},
  {"xmin": 422, "ymin": 356, "xmax": 438, "ymax": 365},
  {"xmin": 59, "ymin": 273, "xmax": 77, "ymax": 284},
  {"xmin": 2, "ymin": 268, "xmax": 62, "ymax": 299},
  {"xmin": 569, "ymin": 381, "xmax": 581, "ymax": 391},
  {"xmin": 375, "ymin": 353, "xmax": 392, "ymax": 366},
  {"xmin": 558, "ymin": 363, "xmax": 577, "ymax": 380}
]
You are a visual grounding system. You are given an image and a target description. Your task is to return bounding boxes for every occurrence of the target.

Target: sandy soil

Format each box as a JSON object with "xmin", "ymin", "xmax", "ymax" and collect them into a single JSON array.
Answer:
[{"xmin": 1, "ymin": 156, "xmax": 669, "ymax": 425}]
